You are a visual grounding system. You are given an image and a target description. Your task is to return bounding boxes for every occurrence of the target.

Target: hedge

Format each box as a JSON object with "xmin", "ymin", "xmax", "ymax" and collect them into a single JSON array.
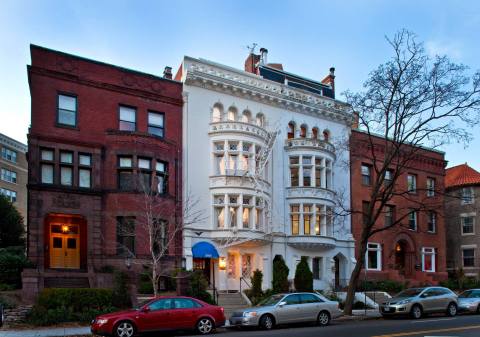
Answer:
[{"xmin": 28, "ymin": 288, "xmax": 119, "ymax": 325}]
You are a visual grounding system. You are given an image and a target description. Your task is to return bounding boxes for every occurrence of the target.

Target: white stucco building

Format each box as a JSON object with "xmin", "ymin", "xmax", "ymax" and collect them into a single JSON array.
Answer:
[{"xmin": 179, "ymin": 49, "xmax": 355, "ymax": 293}]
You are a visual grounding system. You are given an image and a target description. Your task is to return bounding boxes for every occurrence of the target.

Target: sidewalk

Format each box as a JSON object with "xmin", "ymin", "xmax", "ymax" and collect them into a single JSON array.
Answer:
[
  {"xmin": 337, "ymin": 309, "xmax": 382, "ymax": 320},
  {"xmin": 0, "ymin": 326, "xmax": 90, "ymax": 337}
]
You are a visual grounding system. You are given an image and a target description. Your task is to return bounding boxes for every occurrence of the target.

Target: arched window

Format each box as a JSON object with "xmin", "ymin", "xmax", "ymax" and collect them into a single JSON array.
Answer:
[
  {"xmin": 312, "ymin": 127, "xmax": 319, "ymax": 139},
  {"xmin": 212, "ymin": 103, "xmax": 223, "ymax": 122},
  {"xmin": 300, "ymin": 124, "xmax": 307, "ymax": 138},
  {"xmin": 256, "ymin": 113, "xmax": 265, "ymax": 127},
  {"xmin": 323, "ymin": 130, "xmax": 330, "ymax": 142},
  {"xmin": 227, "ymin": 106, "xmax": 237, "ymax": 121},
  {"xmin": 242, "ymin": 110, "xmax": 252, "ymax": 123},
  {"xmin": 287, "ymin": 122, "xmax": 296, "ymax": 139}
]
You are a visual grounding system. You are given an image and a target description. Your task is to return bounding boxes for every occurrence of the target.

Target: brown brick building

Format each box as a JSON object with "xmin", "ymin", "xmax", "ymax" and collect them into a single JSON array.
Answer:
[
  {"xmin": 23, "ymin": 45, "xmax": 183, "ymax": 299},
  {"xmin": 350, "ymin": 130, "xmax": 448, "ymax": 285},
  {"xmin": 1, "ymin": 133, "xmax": 28, "ymax": 227},
  {"xmin": 445, "ymin": 163, "xmax": 480, "ymax": 278}
]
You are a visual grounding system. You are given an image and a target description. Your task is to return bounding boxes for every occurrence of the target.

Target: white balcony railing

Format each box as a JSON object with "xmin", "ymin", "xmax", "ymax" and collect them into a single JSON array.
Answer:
[{"xmin": 284, "ymin": 138, "xmax": 335, "ymax": 153}]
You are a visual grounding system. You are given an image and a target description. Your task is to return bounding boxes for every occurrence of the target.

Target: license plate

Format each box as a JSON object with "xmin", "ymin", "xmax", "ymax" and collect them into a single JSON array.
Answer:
[{"xmin": 383, "ymin": 307, "xmax": 391, "ymax": 312}]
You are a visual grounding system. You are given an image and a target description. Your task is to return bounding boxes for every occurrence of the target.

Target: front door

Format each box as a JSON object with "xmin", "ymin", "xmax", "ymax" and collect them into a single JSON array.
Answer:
[
  {"xmin": 50, "ymin": 224, "xmax": 80, "ymax": 269},
  {"xmin": 193, "ymin": 258, "xmax": 211, "ymax": 286}
]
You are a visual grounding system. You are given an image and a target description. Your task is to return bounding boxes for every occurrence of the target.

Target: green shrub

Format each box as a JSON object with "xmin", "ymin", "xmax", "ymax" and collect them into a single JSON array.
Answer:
[
  {"xmin": 0, "ymin": 295, "xmax": 15, "ymax": 309},
  {"xmin": 294, "ymin": 257, "xmax": 313, "ymax": 292},
  {"xmin": 185, "ymin": 270, "xmax": 214, "ymax": 304},
  {"xmin": 272, "ymin": 255, "xmax": 289, "ymax": 293},
  {"xmin": 0, "ymin": 247, "xmax": 33, "ymax": 288},
  {"xmin": 28, "ymin": 288, "xmax": 119, "ymax": 325},
  {"xmin": 251, "ymin": 269, "xmax": 263, "ymax": 297}
]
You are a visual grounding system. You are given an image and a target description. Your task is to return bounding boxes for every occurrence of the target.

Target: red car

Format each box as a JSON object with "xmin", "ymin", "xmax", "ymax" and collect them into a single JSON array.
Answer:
[{"xmin": 91, "ymin": 296, "xmax": 225, "ymax": 336}]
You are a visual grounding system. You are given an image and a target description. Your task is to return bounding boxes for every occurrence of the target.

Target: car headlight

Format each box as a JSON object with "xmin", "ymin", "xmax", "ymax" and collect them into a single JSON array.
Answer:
[
  {"xmin": 243, "ymin": 311, "xmax": 258, "ymax": 317},
  {"xmin": 396, "ymin": 299, "xmax": 412, "ymax": 305},
  {"xmin": 97, "ymin": 318, "xmax": 109, "ymax": 325}
]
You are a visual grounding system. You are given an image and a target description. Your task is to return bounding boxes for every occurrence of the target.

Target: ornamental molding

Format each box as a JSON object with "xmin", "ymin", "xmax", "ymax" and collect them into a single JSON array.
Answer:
[
  {"xmin": 286, "ymin": 235, "xmax": 337, "ymax": 250},
  {"xmin": 183, "ymin": 57, "xmax": 353, "ymax": 125},
  {"xmin": 209, "ymin": 175, "xmax": 271, "ymax": 195},
  {"xmin": 284, "ymin": 138, "xmax": 336, "ymax": 157},
  {"xmin": 209, "ymin": 121, "xmax": 269, "ymax": 141},
  {"xmin": 286, "ymin": 186, "xmax": 336, "ymax": 202}
]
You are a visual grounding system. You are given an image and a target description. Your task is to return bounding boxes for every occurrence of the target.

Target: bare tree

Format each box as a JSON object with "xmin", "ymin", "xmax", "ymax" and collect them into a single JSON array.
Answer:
[
  {"xmin": 342, "ymin": 30, "xmax": 480, "ymax": 315},
  {"xmin": 114, "ymin": 172, "xmax": 206, "ymax": 297}
]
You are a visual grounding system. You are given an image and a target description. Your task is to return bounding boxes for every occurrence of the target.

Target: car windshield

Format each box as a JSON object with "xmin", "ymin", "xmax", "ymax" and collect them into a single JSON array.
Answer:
[
  {"xmin": 459, "ymin": 290, "xmax": 480, "ymax": 298},
  {"xmin": 134, "ymin": 298, "xmax": 155, "ymax": 310},
  {"xmin": 396, "ymin": 288, "xmax": 423, "ymax": 298},
  {"xmin": 256, "ymin": 294, "xmax": 284, "ymax": 307}
]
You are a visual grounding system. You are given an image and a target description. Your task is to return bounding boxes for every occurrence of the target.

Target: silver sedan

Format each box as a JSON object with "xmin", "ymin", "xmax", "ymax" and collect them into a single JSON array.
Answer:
[
  {"xmin": 458, "ymin": 289, "xmax": 480, "ymax": 314},
  {"xmin": 229, "ymin": 292, "xmax": 341, "ymax": 330}
]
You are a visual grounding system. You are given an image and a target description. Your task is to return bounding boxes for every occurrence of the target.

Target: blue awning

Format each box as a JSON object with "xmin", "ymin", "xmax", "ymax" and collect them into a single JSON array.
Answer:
[{"xmin": 192, "ymin": 241, "xmax": 219, "ymax": 259}]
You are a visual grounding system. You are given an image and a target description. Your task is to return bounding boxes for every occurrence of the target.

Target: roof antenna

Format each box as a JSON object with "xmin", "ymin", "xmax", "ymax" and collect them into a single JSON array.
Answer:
[{"xmin": 246, "ymin": 43, "xmax": 258, "ymax": 54}]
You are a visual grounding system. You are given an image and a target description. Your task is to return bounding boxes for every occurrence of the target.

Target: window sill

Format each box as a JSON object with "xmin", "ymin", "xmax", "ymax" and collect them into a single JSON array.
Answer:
[
  {"xmin": 461, "ymin": 232, "xmax": 476, "ymax": 236},
  {"xmin": 55, "ymin": 123, "xmax": 79, "ymax": 131}
]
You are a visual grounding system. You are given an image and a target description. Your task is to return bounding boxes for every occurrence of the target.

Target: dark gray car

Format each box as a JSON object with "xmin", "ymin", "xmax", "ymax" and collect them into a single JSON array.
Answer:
[{"xmin": 380, "ymin": 287, "xmax": 458, "ymax": 319}]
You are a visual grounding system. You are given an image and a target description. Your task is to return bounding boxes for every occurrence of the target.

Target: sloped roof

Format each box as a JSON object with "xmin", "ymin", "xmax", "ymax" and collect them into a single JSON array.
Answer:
[{"xmin": 445, "ymin": 163, "xmax": 480, "ymax": 189}]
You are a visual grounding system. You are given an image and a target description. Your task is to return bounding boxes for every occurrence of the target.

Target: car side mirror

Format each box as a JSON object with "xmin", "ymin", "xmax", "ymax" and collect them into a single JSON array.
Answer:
[
  {"xmin": 141, "ymin": 306, "xmax": 151, "ymax": 313},
  {"xmin": 278, "ymin": 301, "xmax": 287, "ymax": 307}
]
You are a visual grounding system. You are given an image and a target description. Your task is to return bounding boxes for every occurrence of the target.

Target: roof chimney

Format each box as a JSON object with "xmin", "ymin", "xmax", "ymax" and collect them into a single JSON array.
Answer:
[
  {"xmin": 260, "ymin": 48, "xmax": 268, "ymax": 65},
  {"xmin": 244, "ymin": 53, "xmax": 261, "ymax": 74},
  {"xmin": 321, "ymin": 66, "xmax": 336, "ymax": 98},
  {"xmin": 163, "ymin": 66, "xmax": 172, "ymax": 79}
]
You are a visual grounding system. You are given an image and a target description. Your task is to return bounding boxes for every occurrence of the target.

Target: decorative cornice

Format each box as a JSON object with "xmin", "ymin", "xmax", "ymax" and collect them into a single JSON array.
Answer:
[
  {"xmin": 183, "ymin": 57, "xmax": 353, "ymax": 125},
  {"xmin": 209, "ymin": 121, "xmax": 269, "ymax": 141},
  {"xmin": 284, "ymin": 138, "xmax": 336, "ymax": 156},
  {"xmin": 285, "ymin": 186, "xmax": 336, "ymax": 203},
  {"xmin": 209, "ymin": 175, "xmax": 271, "ymax": 196}
]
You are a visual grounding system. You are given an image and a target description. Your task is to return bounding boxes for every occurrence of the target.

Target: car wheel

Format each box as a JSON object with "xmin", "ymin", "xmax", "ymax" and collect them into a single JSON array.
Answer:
[
  {"xmin": 259, "ymin": 314, "xmax": 274, "ymax": 330},
  {"xmin": 114, "ymin": 321, "xmax": 136, "ymax": 337},
  {"xmin": 410, "ymin": 305, "xmax": 422, "ymax": 319},
  {"xmin": 196, "ymin": 317, "xmax": 214, "ymax": 335},
  {"xmin": 317, "ymin": 311, "xmax": 331, "ymax": 326},
  {"xmin": 446, "ymin": 302, "xmax": 457, "ymax": 317}
]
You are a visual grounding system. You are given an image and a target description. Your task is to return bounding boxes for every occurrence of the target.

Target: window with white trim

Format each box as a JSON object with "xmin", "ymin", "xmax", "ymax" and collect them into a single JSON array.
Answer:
[
  {"xmin": 407, "ymin": 174, "xmax": 417, "ymax": 193},
  {"xmin": 461, "ymin": 216, "xmax": 475, "ymax": 235},
  {"xmin": 463, "ymin": 248, "xmax": 475, "ymax": 267},
  {"xmin": 1, "ymin": 168, "xmax": 17, "ymax": 183},
  {"xmin": 462, "ymin": 187, "xmax": 474, "ymax": 205},
  {"xmin": 409, "ymin": 210, "xmax": 417, "ymax": 231},
  {"xmin": 1, "ymin": 147, "xmax": 17, "ymax": 162},
  {"xmin": 426, "ymin": 178, "xmax": 435, "ymax": 197},
  {"xmin": 289, "ymin": 155, "xmax": 331, "ymax": 188},
  {"xmin": 148, "ymin": 111, "xmax": 164, "ymax": 138},
  {"xmin": 366, "ymin": 243, "xmax": 382, "ymax": 271},
  {"xmin": 0, "ymin": 188, "xmax": 16, "ymax": 202},
  {"xmin": 361, "ymin": 164, "xmax": 372, "ymax": 186},
  {"xmin": 421, "ymin": 247, "xmax": 436, "ymax": 272}
]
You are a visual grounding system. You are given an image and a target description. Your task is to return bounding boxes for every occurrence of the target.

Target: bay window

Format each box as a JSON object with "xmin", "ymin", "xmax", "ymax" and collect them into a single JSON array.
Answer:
[{"xmin": 156, "ymin": 161, "xmax": 168, "ymax": 194}]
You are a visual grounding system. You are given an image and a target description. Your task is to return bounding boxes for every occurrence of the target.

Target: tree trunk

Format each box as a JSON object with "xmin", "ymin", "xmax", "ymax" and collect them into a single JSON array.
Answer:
[
  {"xmin": 343, "ymin": 234, "xmax": 368, "ymax": 315},
  {"xmin": 152, "ymin": 267, "xmax": 159, "ymax": 297}
]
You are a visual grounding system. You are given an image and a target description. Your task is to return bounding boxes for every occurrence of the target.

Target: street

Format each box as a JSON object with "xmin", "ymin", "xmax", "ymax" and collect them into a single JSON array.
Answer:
[{"xmin": 175, "ymin": 315, "xmax": 480, "ymax": 337}]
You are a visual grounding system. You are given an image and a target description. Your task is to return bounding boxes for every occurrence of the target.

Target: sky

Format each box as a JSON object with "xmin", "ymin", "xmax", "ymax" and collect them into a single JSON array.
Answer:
[{"xmin": 1, "ymin": 0, "xmax": 479, "ymax": 169}]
